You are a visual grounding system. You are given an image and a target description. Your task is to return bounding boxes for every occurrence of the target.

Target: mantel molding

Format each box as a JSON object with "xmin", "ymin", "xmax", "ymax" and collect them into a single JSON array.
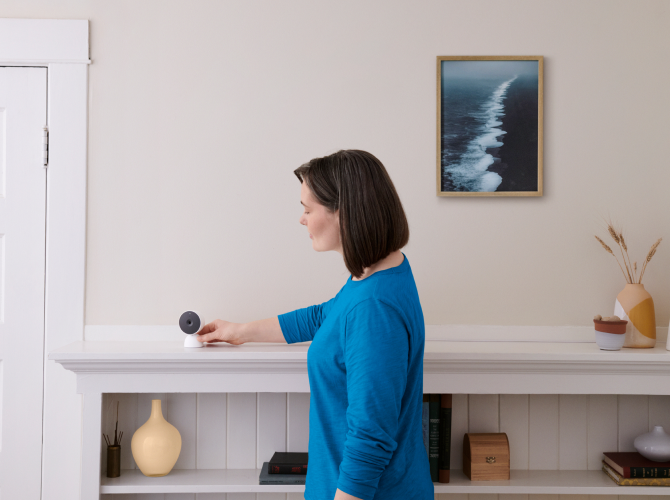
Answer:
[{"xmin": 50, "ymin": 340, "xmax": 670, "ymax": 380}]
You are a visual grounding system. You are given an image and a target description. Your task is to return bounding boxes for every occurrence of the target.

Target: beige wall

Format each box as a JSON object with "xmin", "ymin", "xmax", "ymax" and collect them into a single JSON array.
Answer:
[{"xmin": 4, "ymin": 0, "xmax": 669, "ymax": 328}]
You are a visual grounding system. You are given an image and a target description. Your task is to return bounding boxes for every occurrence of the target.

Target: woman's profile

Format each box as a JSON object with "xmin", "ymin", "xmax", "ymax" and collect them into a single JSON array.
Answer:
[{"xmin": 196, "ymin": 149, "xmax": 433, "ymax": 500}]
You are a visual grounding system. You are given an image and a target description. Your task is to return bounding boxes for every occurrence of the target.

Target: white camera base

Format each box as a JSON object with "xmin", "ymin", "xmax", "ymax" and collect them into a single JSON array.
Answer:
[{"xmin": 184, "ymin": 335, "xmax": 203, "ymax": 348}]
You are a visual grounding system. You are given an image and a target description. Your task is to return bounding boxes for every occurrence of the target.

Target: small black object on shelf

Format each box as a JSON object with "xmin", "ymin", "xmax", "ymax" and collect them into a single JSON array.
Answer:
[{"xmin": 103, "ymin": 401, "xmax": 124, "ymax": 478}]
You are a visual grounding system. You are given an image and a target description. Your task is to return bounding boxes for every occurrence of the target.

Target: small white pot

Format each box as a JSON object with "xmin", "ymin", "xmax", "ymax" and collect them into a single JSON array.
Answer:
[
  {"xmin": 595, "ymin": 330, "xmax": 625, "ymax": 351},
  {"xmin": 634, "ymin": 426, "xmax": 670, "ymax": 462}
]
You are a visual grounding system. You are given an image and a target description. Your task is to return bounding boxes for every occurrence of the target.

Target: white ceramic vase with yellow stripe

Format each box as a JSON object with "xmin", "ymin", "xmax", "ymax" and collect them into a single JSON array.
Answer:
[{"xmin": 613, "ymin": 284, "xmax": 656, "ymax": 348}]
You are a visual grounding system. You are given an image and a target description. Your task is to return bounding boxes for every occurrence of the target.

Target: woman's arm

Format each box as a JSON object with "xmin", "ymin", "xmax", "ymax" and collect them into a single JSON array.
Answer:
[
  {"xmin": 239, "ymin": 317, "xmax": 285, "ymax": 343},
  {"xmin": 334, "ymin": 488, "xmax": 362, "ymax": 500},
  {"xmin": 196, "ymin": 317, "xmax": 285, "ymax": 344}
]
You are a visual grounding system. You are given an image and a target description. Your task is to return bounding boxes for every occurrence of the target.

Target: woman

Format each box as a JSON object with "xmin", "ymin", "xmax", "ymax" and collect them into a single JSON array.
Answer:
[{"xmin": 196, "ymin": 150, "xmax": 433, "ymax": 500}]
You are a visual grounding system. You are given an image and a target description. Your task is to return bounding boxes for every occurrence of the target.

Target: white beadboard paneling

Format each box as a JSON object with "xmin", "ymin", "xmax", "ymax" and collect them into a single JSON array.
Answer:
[
  {"xmin": 587, "ymin": 395, "xmax": 617, "ymax": 470},
  {"xmin": 471, "ymin": 494, "xmax": 499, "ymax": 500},
  {"xmin": 559, "ymin": 395, "xmax": 588, "ymax": 470},
  {"xmin": 529, "ymin": 395, "xmax": 559, "ymax": 470},
  {"xmin": 529, "ymin": 496, "xmax": 558, "ymax": 500},
  {"xmin": 168, "ymin": 393, "xmax": 197, "ymax": 469},
  {"xmin": 287, "ymin": 392, "xmax": 310, "ymax": 453},
  {"xmin": 649, "ymin": 395, "xmax": 670, "ymax": 430},
  {"xmin": 287, "ymin": 493, "xmax": 306, "ymax": 500},
  {"xmin": 196, "ymin": 494, "xmax": 227, "ymax": 500},
  {"xmin": 501, "ymin": 495, "xmax": 529, "ymax": 500},
  {"xmin": 618, "ymin": 395, "xmax": 649, "ymax": 452},
  {"xmin": 258, "ymin": 493, "xmax": 288, "ymax": 500},
  {"xmin": 500, "ymin": 394, "xmax": 529, "ymax": 470},
  {"xmin": 469, "ymin": 394, "xmax": 499, "ymax": 433},
  {"xmin": 450, "ymin": 394, "xmax": 469, "ymax": 471},
  {"xmin": 559, "ymin": 495, "xmax": 586, "ymax": 500},
  {"xmin": 227, "ymin": 494, "xmax": 256, "ymax": 500},
  {"xmin": 438, "ymin": 494, "xmax": 468, "ymax": 500},
  {"xmin": 258, "ymin": 392, "xmax": 288, "ymax": 468},
  {"xmin": 166, "ymin": 495, "xmax": 195, "ymax": 500},
  {"xmin": 587, "ymin": 496, "xmax": 617, "ymax": 500},
  {"xmin": 228, "ymin": 393, "xmax": 257, "ymax": 468},
  {"xmin": 197, "ymin": 393, "xmax": 227, "ymax": 469}
]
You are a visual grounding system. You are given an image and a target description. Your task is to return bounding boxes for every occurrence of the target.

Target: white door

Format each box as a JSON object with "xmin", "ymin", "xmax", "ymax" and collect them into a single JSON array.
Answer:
[{"xmin": 0, "ymin": 67, "xmax": 47, "ymax": 499}]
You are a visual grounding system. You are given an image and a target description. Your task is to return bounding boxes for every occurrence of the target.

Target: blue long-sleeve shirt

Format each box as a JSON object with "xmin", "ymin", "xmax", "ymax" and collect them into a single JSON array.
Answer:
[{"xmin": 278, "ymin": 253, "xmax": 434, "ymax": 500}]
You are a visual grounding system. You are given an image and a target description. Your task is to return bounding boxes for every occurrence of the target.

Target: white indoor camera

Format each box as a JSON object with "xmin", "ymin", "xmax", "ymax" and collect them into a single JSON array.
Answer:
[{"xmin": 179, "ymin": 310, "xmax": 206, "ymax": 348}]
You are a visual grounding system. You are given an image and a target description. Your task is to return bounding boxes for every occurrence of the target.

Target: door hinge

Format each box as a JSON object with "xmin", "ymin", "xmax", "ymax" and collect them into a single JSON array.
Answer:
[{"xmin": 43, "ymin": 126, "xmax": 49, "ymax": 168}]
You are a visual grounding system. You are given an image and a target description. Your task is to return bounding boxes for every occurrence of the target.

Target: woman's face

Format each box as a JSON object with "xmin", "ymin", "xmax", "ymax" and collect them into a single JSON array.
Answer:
[{"xmin": 299, "ymin": 181, "xmax": 341, "ymax": 253}]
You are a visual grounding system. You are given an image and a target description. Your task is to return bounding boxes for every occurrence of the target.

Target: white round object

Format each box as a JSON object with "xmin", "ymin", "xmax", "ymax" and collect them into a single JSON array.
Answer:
[
  {"xmin": 634, "ymin": 426, "xmax": 670, "ymax": 462},
  {"xmin": 595, "ymin": 330, "xmax": 625, "ymax": 351}
]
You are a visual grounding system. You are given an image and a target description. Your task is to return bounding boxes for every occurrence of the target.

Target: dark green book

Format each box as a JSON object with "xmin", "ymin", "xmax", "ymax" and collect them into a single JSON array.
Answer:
[{"xmin": 438, "ymin": 394, "xmax": 452, "ymax": 483}]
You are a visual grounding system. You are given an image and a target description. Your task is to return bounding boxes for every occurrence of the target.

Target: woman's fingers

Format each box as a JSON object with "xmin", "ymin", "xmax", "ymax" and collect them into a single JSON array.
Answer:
[{"xmin": 197, "ymin": 322, "xmax": 217, "ymax": 336}]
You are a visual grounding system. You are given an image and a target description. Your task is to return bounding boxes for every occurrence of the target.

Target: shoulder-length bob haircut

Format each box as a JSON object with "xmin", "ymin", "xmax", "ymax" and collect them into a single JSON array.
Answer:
[{"xmin": 294, "ymin": 149, "xmax": 409, "ymax": 279}]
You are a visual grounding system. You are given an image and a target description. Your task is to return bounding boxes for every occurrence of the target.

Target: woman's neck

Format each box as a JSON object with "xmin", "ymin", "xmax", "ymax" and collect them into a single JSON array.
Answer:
[{"xmin": 352, "ymin": 250, "xmax": 404, "ymax": 281}]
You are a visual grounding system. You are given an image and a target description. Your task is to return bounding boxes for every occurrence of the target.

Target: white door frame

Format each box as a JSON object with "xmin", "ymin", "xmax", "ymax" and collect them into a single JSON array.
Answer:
[{"xmin": 0, "ymin": 19, "xmax": 89, "ymax": 500}]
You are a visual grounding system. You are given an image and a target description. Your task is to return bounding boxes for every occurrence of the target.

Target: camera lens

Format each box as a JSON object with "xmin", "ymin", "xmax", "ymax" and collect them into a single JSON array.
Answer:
[{"xmin": 179, "ymin": 311, "xmax": 201, "ymax": 335}]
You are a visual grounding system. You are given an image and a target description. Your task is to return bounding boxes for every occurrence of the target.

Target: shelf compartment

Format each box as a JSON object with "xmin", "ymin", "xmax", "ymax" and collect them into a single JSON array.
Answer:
[{"xmin": 100, "ymin": 468, "xmax": 670, "ymax": 495}]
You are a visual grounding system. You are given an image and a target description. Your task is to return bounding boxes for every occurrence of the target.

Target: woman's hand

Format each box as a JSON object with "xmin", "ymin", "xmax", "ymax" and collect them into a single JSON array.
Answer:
[{"xmin": 196, "ymin": 320, "xmax": 245, "ymax": 345}]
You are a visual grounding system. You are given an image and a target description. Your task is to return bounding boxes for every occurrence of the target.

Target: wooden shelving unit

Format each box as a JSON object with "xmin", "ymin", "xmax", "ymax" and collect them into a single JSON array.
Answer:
[{"xmin": 50, "ymin": 340, "xmax": 670, "ymax": 499}]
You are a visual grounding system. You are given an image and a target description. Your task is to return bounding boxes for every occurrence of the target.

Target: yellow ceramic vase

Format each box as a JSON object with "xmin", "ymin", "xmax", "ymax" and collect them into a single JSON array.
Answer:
[
  {"xmin": 614, "ymin": 284, "xmax": 656, "ymax": 348},
  {"xmin": 131, "ymin": 399, "xmax": 182, "ymax": 477}
]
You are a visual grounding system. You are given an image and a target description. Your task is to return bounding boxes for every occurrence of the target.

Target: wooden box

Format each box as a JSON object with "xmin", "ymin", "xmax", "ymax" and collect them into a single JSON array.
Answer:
[{"xmin": 463, "ymin": 433, "xmax": 510, "ymax": 480}]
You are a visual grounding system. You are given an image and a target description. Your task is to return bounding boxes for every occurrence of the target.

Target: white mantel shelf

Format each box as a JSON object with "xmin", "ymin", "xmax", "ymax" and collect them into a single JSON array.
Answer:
[
  {"xmin": 99, "ymin": 468, "xmax": 669, "ymax": 495},
  {"xmin": 49, "ymin": 340, "xmax": 670, "ymax": 499},
  {"xmin": 50, "ymin": 340, "xmax": 670, "ymax": 395}
]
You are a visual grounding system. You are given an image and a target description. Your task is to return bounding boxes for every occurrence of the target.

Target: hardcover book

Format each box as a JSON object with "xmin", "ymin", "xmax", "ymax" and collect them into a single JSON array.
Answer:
[
  {"xmin": 603, "ymin": 452, "xmax": 670, "ymax": 478},
  {"xmin": 260, "ymin": 462, "xmax": 307, "ymax": 484},
  {"xmin": 429, "ymin": 394, "xmax": 440, "ymax": 482},
  {"xmin": 438, "ymin": 394, "xmax": 452, "ymax": 483},
  {"xmin": 268, "ymin": 452, "xmax": 308, "ymax": 474},
  {"xmin": 602, "ymin": 461, "xmax": 670, "ymax": 486}
]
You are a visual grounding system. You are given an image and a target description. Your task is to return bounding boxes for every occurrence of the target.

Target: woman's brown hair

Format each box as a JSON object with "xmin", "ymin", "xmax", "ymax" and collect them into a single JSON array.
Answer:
[{"xmin": 294, "ymin": 150, "xmax": 409, "ymax": 279}]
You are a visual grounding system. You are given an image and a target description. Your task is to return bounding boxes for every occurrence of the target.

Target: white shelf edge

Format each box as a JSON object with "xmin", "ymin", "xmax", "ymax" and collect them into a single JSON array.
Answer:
[{"xmin": 100, "ymin": 468, "xmax": 670, "ymax": 495}]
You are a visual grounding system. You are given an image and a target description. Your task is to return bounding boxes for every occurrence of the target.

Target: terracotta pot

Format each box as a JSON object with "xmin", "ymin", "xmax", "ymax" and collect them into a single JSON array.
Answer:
[
  {"xmin": 593, "ymin": 319, "xmax": 627, "ymax": 334},
  {"xmin": 594, "ymin": 319, "xmax": 627, "ymax": 350},
  {"xmin": 613, "ymin": 284, "xmax": 656, "ymax": 348}
]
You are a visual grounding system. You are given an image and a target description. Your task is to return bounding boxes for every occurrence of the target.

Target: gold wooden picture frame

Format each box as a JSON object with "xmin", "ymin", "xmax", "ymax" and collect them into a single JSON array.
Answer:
[{"xmin": 436, "ymin": 56, "xmax": 544, "ymax": 196}]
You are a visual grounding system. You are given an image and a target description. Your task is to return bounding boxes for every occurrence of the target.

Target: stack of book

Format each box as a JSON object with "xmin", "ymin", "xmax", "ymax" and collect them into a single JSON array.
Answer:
[
  {"xmin": 602, "ymin": 452, "xmax": 670, "ymax": 486},
  {"xmin": 423, "ymin": 394, "xmax": 452, "ymax": 483},
  {"xmin": 259, "ymin": 452, "xmax": 308, "ymax": 485}
]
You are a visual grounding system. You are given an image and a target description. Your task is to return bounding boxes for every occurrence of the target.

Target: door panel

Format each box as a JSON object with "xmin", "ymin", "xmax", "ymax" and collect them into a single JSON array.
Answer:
[{"xmin": 0, "ymin": 67, "xmax": 47, "ymax": 500}]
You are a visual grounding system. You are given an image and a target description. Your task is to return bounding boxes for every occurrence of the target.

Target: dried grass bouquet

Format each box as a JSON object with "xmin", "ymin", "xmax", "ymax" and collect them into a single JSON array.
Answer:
[{"xmin": 595, "ymin": 221, "xmax": 661, "ymax": 284}]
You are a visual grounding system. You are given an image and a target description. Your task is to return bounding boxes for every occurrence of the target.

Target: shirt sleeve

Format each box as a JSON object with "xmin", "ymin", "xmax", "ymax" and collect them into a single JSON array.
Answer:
[
  {"xmin": 336, "ymin": 298, "xmax": 410, "ymax": 500},
  {"xmin": 277, "ymin": 295, "xmax": 337, "ymax": 344}
]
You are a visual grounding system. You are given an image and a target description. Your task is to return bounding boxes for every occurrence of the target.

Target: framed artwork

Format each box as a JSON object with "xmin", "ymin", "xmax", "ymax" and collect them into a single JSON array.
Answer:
[{"xmin": 436, "ymin": 56, "xmax": 543, "ymax": 196}]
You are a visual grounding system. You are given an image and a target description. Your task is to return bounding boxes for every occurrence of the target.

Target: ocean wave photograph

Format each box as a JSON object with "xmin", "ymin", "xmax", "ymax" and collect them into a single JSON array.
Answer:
[{"xmin": 437, "ymin": 57, "xmax": 542, "ymax": 196}]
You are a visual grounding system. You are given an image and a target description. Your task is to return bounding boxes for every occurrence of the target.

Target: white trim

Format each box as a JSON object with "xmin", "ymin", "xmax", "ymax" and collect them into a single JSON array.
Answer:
[
  {"xmin": 0, "ymin": 19, "xmax": 89, "ymax": 62},
  {"xmin": 85, "ymin": 324, "xmax": 669, "ymax": 344},
  {"xmin": 0, "ymin": 60, "xmax": 91, "ymax": 66},
  {"xmin": 0, "ymin": 17, "xmax": 89, "ymax": 500},
  {"xmin": 50, "ymin": 339, "xmax": 670, "ymax": 396}
]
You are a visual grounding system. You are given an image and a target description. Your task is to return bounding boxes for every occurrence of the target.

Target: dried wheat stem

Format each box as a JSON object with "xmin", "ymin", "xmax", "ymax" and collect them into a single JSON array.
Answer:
[
  {"xmin": 633, "ymin": 261, "xmax": 638, "ymax": 284},
  {"xmin": 639, "ymin": 238, "xmax": 662, "ymax": 284},
  {"xmin": 596, "ymin": 236, "xmax": 629, "ymax": 282},
  {"xmin": 619, "ymin": 233, "xmax": 635, "ymax": 282},
  {"xmin": 608, "ymin": 224, "xmax": 632, "ymax": 283}
]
